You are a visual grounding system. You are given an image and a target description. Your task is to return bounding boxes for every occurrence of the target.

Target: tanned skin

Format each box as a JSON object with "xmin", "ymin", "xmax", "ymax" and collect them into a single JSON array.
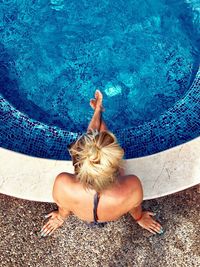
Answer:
[{"xmin": 40, "ymin": 90, "xmax": 162, "ymax": 237}]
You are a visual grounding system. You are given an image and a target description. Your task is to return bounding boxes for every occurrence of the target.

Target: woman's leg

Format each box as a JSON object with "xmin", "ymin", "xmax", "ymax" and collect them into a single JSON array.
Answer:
[
  {"xmin": 87, "ymin": 108, "xmax": 102, "ymax": 132},
  {"xmin": 89, "ymin": 90, "xmax": 108, "ymax": 132},
  {"xmin": 99, "ymin": 117, "xmax": 108, "ymax": 132}
]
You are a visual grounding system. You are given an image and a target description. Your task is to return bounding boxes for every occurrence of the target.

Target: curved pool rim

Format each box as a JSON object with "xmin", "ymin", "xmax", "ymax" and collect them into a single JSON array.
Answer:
[{"xmin": 0, "ymin": 66, "xmax": 199, "ymax": 160}]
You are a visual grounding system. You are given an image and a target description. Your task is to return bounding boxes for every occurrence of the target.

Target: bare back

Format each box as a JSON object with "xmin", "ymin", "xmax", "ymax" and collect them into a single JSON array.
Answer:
[{"xmin": 52, "ymin": 172, "xmax": 143, "ymax": 223}]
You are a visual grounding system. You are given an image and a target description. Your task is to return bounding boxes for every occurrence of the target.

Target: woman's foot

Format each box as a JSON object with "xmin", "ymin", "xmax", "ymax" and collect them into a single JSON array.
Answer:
[{"xmin": 90, "ymin": 89, "xmax": 105, "ymax": 112}]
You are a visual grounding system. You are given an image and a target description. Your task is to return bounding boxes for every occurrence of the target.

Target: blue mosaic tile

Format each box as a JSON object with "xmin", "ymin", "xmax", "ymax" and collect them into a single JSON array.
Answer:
[{"xmin": 0, "ymin": 67, "xmax": 199, "ymax": 159}]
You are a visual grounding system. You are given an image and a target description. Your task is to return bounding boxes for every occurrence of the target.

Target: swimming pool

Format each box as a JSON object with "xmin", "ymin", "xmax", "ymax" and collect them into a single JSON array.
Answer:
[{"xmin": 0, "ymin": 0, "xmax": 200, "ymax": 159}]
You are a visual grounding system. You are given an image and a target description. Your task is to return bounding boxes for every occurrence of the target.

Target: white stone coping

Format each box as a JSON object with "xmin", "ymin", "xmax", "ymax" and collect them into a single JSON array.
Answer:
[{"xmin": 0, "ymin": 137, "xmax": 200, "ymax": 202}]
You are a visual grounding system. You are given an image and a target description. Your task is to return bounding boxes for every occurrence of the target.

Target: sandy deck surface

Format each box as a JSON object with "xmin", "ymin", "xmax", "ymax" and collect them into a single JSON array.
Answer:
[{"xmin": 0, "ymin": 186, "xmax": 199, "ymax": 267}]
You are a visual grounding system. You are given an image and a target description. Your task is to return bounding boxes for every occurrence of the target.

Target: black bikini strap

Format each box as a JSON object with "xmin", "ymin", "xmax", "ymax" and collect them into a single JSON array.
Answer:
[{"xmin": 93, "ymin": 192, "xmax": 100, "ymax": 222}]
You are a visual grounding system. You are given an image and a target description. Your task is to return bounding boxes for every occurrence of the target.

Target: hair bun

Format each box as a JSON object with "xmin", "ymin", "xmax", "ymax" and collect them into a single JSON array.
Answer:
[{"xmin": 88, "ymin": 145, "xmax": 101, "ymax": 164}]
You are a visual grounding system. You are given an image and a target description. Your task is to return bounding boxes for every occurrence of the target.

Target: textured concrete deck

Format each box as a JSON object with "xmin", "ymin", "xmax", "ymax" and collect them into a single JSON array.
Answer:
[{"xmin": 0, "ymin": 186, "xmax": 199, "ymax": 267}]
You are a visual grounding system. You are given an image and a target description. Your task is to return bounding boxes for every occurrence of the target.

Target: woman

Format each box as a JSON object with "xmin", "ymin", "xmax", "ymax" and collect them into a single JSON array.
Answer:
[{"xmin": 40, "ymin": 90, "xmax": 163, "ymax": 237}]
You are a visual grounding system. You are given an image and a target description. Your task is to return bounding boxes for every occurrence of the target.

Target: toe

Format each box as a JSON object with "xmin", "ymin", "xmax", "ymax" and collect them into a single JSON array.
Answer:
[
  {"xmin": 95, "ymin": 89, "xmax": 102, "ymax": 99},
  {"xmin": 95, "ymin": 90, "xmax": 99, "ymax": 99},
  {"xmin": 90, "ymin": 99, "xmax": 96, "ymax": 109}
]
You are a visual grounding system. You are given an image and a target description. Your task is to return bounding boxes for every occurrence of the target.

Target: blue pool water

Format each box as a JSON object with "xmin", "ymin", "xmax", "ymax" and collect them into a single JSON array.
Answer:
[
  {"xmin": 0, "ymin": 0, "xmax": 200, "ymax": 159},
  {"xmin": 0, "ymin": 0, "xmax": 199, "ymax": 131}
]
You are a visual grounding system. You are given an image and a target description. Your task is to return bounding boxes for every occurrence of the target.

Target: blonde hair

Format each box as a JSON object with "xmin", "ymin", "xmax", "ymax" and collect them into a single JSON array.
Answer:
[{"xmin": 68, "ymin": 129, "xmax": 125, "ymax": 192}]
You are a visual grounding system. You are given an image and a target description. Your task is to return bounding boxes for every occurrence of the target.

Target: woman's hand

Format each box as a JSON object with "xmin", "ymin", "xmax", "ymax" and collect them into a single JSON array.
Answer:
[
  {"xmin": 40, "ymin": 211, "xmax": 65, "ymax": 237},
  {"xmin": 136, "ymin": 211, "xmax": 163, "ymax": 234}
]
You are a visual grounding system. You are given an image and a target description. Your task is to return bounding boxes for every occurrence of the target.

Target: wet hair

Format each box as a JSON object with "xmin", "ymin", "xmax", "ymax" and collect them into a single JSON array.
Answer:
[{"xmin": 67, "ymin": 129, "xmax": 125, "ymax": 192}]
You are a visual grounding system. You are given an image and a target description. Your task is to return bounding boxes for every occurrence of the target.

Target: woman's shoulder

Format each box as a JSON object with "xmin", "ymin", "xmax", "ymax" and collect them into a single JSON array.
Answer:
[
  {"xmin": 117, "ymin": 174, "xmax": 143, "ymax": 206},
  {"xmin": 54, "ymin": 172, "xmax": 75, "ymax": 183},
  {"xmin": 52, "ymin": 172, "xmax": 75, "ymax": 203},
  {"xmin": 127, "ymin": 175, "xmax": 143, "ymax": 206},
  {"xmin": 118, "ymin": 174, "xmax": 142, "ymax": 189}
]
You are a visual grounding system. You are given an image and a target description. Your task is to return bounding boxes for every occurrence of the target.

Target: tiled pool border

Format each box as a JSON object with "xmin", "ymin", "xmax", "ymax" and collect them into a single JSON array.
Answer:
[{"xmin": 0, "ymin": 66, "xmax": 199, "ymax": 159}]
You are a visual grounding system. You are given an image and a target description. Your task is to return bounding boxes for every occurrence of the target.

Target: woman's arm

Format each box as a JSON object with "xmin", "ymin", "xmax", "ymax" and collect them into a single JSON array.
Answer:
[
  {"xmin": 52, "ymin": 173, "xmax": 72, "ymax": 219},
  {"xmin": 40, "ymin": 173, "xmax": 72, "ymax": 237},
  {"xmin": 129, "ymin": 204, "xmax": 143, "ymax": 221},
  {"xmin": 128, "ymin": 176, "xmax": 143, "ymax": 220},
  {"xmin": 128, "ymin": 176, "xmax": 163, "ymax": 234}
]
